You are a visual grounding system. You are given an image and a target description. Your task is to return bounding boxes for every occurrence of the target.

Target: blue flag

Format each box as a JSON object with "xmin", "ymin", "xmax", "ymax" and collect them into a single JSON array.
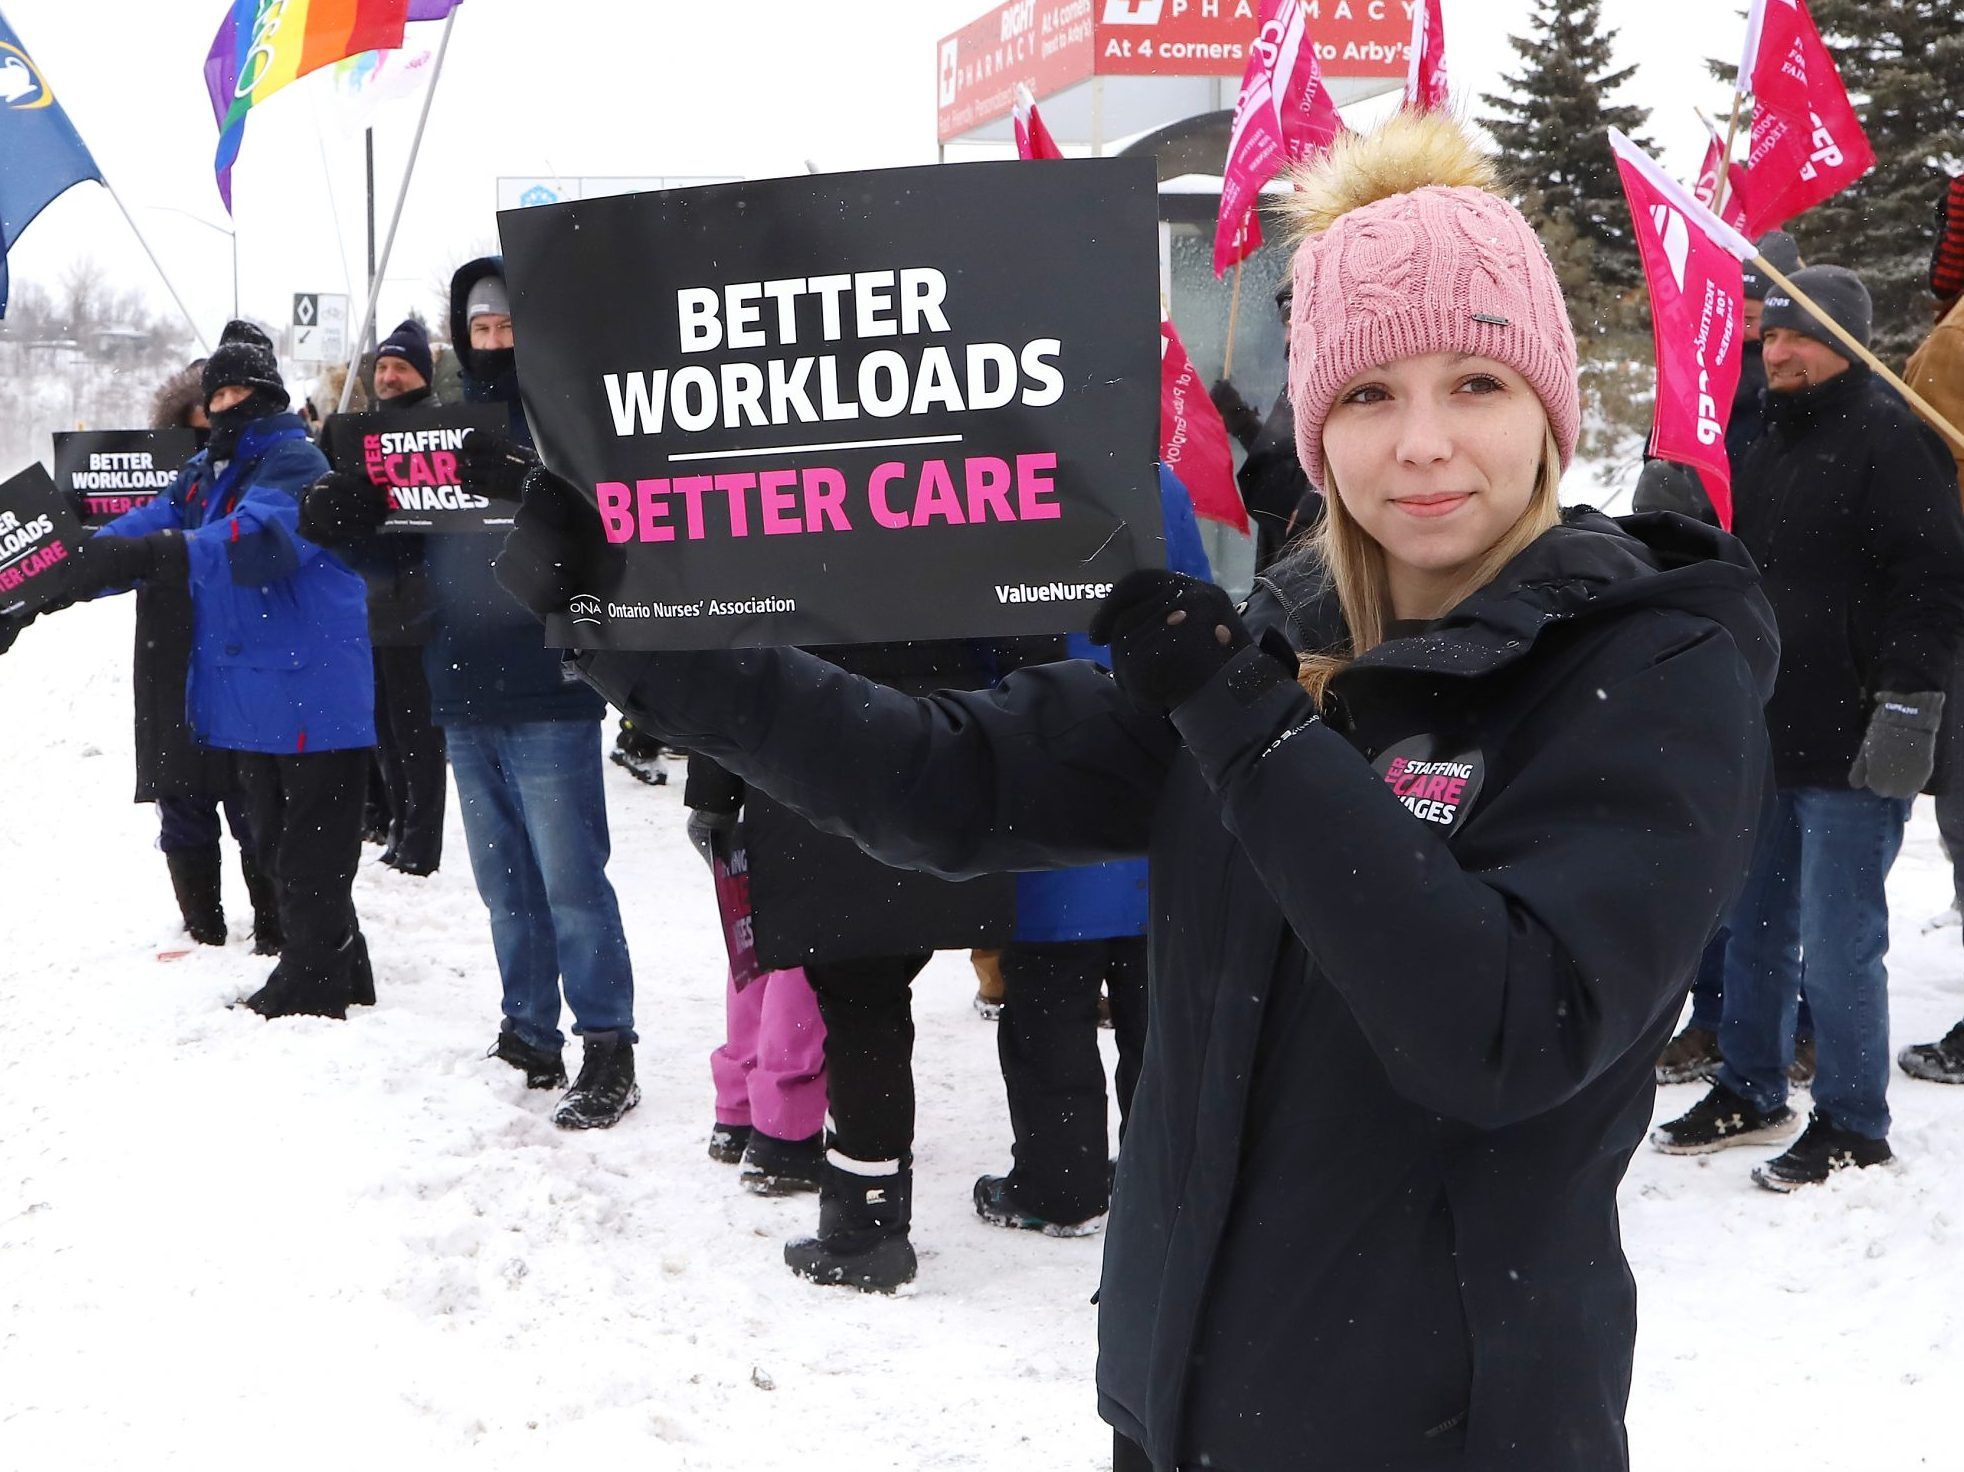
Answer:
[{"xmin": 0, "ymin": 9, "xmax": 101, "ymax": 316}]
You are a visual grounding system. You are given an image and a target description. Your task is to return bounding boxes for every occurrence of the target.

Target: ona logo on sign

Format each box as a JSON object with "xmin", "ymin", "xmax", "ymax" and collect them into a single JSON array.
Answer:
[
  {"xmin": 568, "ymin": 594, "xmax": 604, "ymax": 626},
  {"xmin": 0, "ymin": 43, "xmax": 51, "ymax": 110},
  {"xmin": 1102, "ymin": 0, "xmax": 1164, "ymax": 23},
  {"xmin": 1647, "ymin": 203, "xmax": 1691, "ymax": 294}
]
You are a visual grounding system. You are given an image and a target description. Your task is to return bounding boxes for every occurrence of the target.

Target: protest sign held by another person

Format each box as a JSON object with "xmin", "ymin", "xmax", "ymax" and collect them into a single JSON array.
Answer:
[
  {"xmin": 321, "ymin": 403, "xmax": 512, "ymax": 533},
  {"xmin": 0, "ymin": 463, "xmax": 85, "ymax": 618},
  {"xmin": 495, "ymin": 157, "xmax": 1163, "ymax": 651},
  {"xmin": 55, "ymin": 430, "xmax": 201, "ymax": 527}
]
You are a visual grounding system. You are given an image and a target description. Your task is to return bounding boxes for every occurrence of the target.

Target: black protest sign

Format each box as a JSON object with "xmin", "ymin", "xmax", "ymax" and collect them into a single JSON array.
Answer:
[
  {"xmin": 497, "ymin": 158, "xmax": 1164, "ymax": 651},
  {"xmin": 55, "ymin": 430, "xmax": 200, "ymax": 527},
  {"xmin": 322, "ymin": 404, "xmax": 513, "ymax": 533},
  {"xmin": 0, "ymin": 464, "xmax": 86, "ymax": 617}
]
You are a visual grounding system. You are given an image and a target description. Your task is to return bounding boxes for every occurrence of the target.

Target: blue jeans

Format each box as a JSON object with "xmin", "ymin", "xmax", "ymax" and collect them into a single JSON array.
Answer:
[
  {"xmin": 1717, "ymin": 787, "xmax": 1907, "ymax": 1140},
  {"xmin": 446, "ymin": 719, "xmax": 635, "ymax": 1049}
]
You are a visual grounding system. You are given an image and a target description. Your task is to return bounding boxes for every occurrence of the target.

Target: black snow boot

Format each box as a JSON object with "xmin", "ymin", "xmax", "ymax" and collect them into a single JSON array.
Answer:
[
  {"xmin": 239, "ymin": 851, "xmax": 282, "ymax": 956},
  {"xmin": 347, "ymin": 930, "xmax": 375, "ymax": 1008},
  {"xmin": 488, "ymin": 1024, "xmax": 567, "ymax": 1089},
  {"xmin": 972, "ymin": 1174, "xmax": 1106, "ymax": 1238},
  {"xmin": 740, "ymin": 1131, "xmax": 824, "ymax": 1196},
  {"xmin": 1899, "ymin": 1020, "xmax": 1964, "ymax": 1084},
  {"xmin": 553, "ymin": 1032, "xmax": 640, "ymax": 1129},
  {"xmin": 708, "ymin": 1121, "xmax": 754, "ymax": 1163},
  {"xmin": 243, "ymin": 933, "xmax": 359, "ymax": 1021},
  {"xmin": 165, "ymin": 846, "xmax": 227, "ymax": 946},
  {"xmin": 784, "ymin": 1156, "xmax": 917, "ymax": 1293}
]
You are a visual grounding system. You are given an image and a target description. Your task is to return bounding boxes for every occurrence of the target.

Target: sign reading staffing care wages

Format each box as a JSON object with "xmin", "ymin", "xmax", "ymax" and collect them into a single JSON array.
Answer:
[{"xmin": 496, "ymin": 159, "xmax": 1164, "ymax": 651}]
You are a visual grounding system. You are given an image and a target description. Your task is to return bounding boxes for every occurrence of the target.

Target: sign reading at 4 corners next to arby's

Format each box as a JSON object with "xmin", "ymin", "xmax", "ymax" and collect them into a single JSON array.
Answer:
[
  {"xmin": 497, "ymin": 158, "xmax": 1164, "ymax": 652},
  {"xmin": 935, "ymin": 0, "xmax": 1412, "ymax": 140}
]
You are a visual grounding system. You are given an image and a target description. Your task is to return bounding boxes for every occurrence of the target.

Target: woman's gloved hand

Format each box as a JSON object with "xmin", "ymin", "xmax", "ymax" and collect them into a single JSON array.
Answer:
[
  {"xmin": 298, "ymin": 469, "xmax": 392, "ymax": 545},
  {"xmin": 457, "ymin": 428, "xmax": 542, "ymax": 503},
  {"xmin": 492, "ymin": 463, "xmax": 607, "ymax": 624},
  {"xmin": 686, "ymin": 808, "xmax": 737, "ymax": 868},
  {"xmin": 1089, "ymin": 569, "xmax": 1269, "ymax": 714}
]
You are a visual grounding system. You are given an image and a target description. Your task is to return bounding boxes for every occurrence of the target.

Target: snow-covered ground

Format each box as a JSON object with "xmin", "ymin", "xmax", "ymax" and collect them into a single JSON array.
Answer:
[{"xmin": 4, "ymin": 597, "xmax": 1961, "ymax": 1471}]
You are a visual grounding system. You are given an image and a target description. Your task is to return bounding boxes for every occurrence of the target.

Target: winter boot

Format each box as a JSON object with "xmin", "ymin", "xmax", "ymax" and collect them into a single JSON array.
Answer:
[
  {"xmin": 1752, "ymin": 1110, "xmax": 1893, "ymax": 1191},
  {"xmin": 1654, "ymin": 1024, "xmax": 1721, "ymax": 1086},
  {"xmin": 488, "ymin": 1023, "xmax": 568, "ymax": 1089},
  {"xmin": 553, "ymin": 1033, "xmax": 640, "ymax": 1129},
  {"xmin": 609, "ymin": 720, "xmax": 669, "ymax": 785},
  {"xmin": 347, "ymin": 930, "xmax": 375, "ymax": 1008},
  {"xmin": 972, "ymin": 1174, "xmax": 1106, "ymax": 1238},
  {"xmin": 784, "ymin": 1156, "xmax": 917, "ymax": 1293},
  {"xmin": 165, "ymin": 845, "xmax": 227, "ymax": 946},
  {"xmin": 1651, "ymin": 1081, "xmax": 1800, "ymax": 1155},
  {"xmin": 708, "ymin": 1121, "xmax": 754, "ymax": 1164},
  {"xmin": 1898, "ymin": 1019, "xmax": 1964, "ymax": 1084},
  {"xmin": 239, "ymin": 851, "xmax": 282, "ymax": 957},
  {"xmin": 740, "ymin": 1131, "xmax": 824, "ymax": 1196},
  {"xmin": 971, "ymin": 948, "xmax": 1005, "ymax": 1021},
  {"xmin": 243, "ymin": 933, "xmax": 360, "ymax": 1021}
]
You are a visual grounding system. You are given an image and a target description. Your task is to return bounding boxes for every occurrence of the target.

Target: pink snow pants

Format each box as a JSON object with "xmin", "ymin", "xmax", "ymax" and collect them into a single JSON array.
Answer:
[{"xmin": 711, "ymin": 966, "xmax": 828, "ymax": 1142}]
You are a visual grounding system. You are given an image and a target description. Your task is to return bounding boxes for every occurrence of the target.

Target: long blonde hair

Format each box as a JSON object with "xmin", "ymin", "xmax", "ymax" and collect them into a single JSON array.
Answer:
[{"xmin": 1295, "ymin": 423, "xmax": 1565, "ymax": 702}]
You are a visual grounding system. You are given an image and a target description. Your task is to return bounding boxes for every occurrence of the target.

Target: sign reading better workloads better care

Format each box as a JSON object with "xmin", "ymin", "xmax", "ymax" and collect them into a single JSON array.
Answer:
[
  {"xmin": 323, "ymin": 404, "xmax": 513, "ymax": 533},
  {"xmin": 0, "ymin": 464, "xmax": 85, "ymax": 617},
  {"xmin": 54, "ymin": 430, "xmax": 200, "ymax": 527},
  {"xmin": 496, "ymin": 158, "xmax": 1164, "ymax": 650}
]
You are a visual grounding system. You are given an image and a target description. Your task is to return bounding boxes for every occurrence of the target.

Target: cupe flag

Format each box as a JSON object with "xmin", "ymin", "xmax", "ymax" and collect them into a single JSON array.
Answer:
[
  {"xmin": 1736, "ymin": 0, "xmax": 1872, "ymax": 238},
  {"xmin": 0, "ymin": 8, "xmax": 103, "ymax": 316},
  {"xmin": 1214, "ymin": 0, "xmax": 1340, "ymax": 277},
  {"xmin": 205, "ymin": 0, "xmax": 463, "ymax": 211},
  {"xmin": 1610, "ymin": 129, "xmax": 1755, "ymax": 529}
]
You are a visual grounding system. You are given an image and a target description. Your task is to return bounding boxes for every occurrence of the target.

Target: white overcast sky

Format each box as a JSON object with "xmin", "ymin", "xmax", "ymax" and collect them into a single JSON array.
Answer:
[{"xmin": 6, "ymin": 0, "xmax": 1738, "ymax": 348}]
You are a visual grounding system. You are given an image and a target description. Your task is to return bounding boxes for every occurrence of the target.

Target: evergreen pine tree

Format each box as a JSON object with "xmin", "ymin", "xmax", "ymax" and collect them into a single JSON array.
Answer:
[
  {"xmin": 1770, "ymin": 1, "xmax": 1964, "ymax": 359},
  {"xmin": 1481, "ymin": 0, "xmax": 1656, "ymax": 289}
]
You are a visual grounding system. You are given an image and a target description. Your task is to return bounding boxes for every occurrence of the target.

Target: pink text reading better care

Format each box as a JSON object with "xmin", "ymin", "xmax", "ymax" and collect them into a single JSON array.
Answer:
[{"xmin": 597, "ymin": 454, "xmax": 1060, "ymax": 543}]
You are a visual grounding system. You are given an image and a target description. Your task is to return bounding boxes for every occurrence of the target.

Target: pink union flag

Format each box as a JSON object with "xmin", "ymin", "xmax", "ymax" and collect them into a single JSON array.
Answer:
[
  {"xmin": 1214, "ymin": 0, "xmax": 1322, "ymax": 277},
  {"xmin": 1691, "ymin": 118, "xmax": 1754, "ymax": 233},
  {"xmin": 1013, "ymin": 84, "xmax": 1064, "ymax": 161},
  {"xmin": 1403, "ymin": 0, "xmax": 1449, "ymax": 111},
  {"xmin": 1610, "ymin": 129, "xmax": 1756, "ymax": 529},
  {"xmin": 1737, "ymin": 0, "xmax": 1873, "ymax": 238},
  {"xmin": 1159, "ymin": 321, "xmax": 1247, "ymax": 533}
]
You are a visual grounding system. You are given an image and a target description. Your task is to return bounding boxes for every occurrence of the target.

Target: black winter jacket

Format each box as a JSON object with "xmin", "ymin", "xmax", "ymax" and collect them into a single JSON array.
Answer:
[
  {"xmin": 1731, "ymin": 364, "xmax": 1964, "ymax": 788},
  {"xmin": 422, "ymin": 256, "xmax": 604, "ymax": 728},
  {"xmin": 132, "ymin": 365, "xmax": 230, "ymax": 802},
  {"xmin": 576, "ymin": 509, "xmax": 1774, "ymax": 1471},
  {"xmin": 682, "ymin": 639, "xmax": 1027, "ymax": 966}
]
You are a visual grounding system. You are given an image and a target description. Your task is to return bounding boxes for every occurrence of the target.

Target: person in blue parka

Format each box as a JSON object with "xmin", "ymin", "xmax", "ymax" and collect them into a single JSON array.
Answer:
[{"xmin": 58, "ymin": 320, "xmax": 376, "ymax": 1020}]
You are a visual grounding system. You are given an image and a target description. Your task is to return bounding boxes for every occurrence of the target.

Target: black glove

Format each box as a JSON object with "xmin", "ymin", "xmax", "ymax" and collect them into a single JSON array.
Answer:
[
  {"xmin": 686, "ymin": 808, "xmax": 736, "ymax": 868},
  {"xmin": 299, "ymin": 469, "xmax": 392, "ymax": 545},
  {"xmin": 62, "ymin": 530, "xmax": 187, "ymax": 601},
  {"xmin": 493, "ymin": 463, "xmax": 607, "ymax": 624},
  {"xmin": 1848, "ymin": 690, "xmax": 1945, "ymax": 799},
  {"xmin": 1089, "ymin": 569, "xmax": 1270, "ymax": 714},
  {"xmin": 457, "ymin": 428, "xmax": 541, "ymax": 503}
]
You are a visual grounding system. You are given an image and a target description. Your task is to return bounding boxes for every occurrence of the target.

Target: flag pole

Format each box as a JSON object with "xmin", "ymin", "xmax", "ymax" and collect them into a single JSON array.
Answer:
[
  {"xmin": 98, "ymin": 180, "xmax": 212, "ymax": 355},
  {"xmin": 1709, "ymin": 90, "xmax": 1748, "ymax": 221},
  {"xmin": 1223, "ymin": 260, "xmax": 1245, "ymax": 379},
  {"xmin": 337, "ymin": 8, "xmax": 459, "ymax": 413},
  {"xmin": 1754, "ymin": 256, "xmax": 1964, "ymax": 453}
]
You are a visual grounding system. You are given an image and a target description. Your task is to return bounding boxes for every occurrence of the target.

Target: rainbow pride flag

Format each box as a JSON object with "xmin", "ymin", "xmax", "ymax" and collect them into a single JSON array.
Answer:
[{"xmin": 204, "ymin": 0, "xmax": 457, "ymax": 210}]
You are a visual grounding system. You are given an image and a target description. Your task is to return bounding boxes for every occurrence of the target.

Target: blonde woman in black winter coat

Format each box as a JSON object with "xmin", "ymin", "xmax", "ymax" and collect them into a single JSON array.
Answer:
[{"xmin": 493, "ymin": 115, "xmax": 1774, "ymax": 1472}]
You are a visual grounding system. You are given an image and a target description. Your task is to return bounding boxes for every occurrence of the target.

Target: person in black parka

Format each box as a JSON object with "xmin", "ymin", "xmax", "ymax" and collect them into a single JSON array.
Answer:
[
  {"xmin": 139, "ymin": 361, "xmax": 278, "ymax": 951},
  {"xmin": 492, "ymin": 115, "xmax": 1773, "ymax": 1470}
]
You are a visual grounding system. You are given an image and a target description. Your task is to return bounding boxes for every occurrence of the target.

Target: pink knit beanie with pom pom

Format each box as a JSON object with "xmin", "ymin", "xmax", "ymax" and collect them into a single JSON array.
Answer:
[{"xmin": 1283, "ymin": 113, "xmax": 1579, "ymax": 491}]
